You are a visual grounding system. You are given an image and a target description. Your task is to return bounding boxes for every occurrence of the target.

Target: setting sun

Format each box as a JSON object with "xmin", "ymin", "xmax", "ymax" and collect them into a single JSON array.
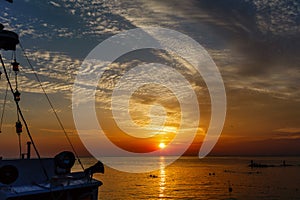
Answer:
[{"xmin": 159, "ymin": 142, "xmax": 166, "ymax": 149}]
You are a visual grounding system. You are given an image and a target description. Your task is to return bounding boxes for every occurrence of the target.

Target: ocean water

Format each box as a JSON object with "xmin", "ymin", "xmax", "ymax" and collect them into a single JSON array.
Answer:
[{"xmin": 74, "ymin": 156, "xmax": 300, "ymax": 200}]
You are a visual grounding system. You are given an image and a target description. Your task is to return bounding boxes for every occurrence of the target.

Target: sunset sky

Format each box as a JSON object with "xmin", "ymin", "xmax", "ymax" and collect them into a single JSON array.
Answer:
[{"xmin": 0, "ymin": 0, "xmax": 299, "ymax": 158}]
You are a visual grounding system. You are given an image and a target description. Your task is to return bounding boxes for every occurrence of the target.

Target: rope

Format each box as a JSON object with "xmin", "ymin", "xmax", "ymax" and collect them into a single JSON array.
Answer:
[
  {"xmin": 14, "ymin": 72, "xmax": 18, "ymax": 90},
  {"xmin": 13, "ymin": 51, "xmax": 18, "ymax": 89},
  {"xmin": 0, "ymin": 54, "xmax": 49, "ymax": 180},
  {"xmin": 18, "ymin": 132, "xmax": 21, "ymax": 158},
  {"xmin": 0, "ymin": 82, "xmax": 9, "ymax": 133},
  {"xmin": 0, "ymin": 53, "xmax": 13, "ymax": 133},
  {"xmin": 19, "ymin": 43, "xmax": 85, "ymax": 170}
]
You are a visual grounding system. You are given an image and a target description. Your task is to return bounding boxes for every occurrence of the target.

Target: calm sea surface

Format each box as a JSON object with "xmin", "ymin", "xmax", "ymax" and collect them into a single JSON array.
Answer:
[{"xmin": 74, "ymin": 156, "xmax": 300, "ymax": 200}]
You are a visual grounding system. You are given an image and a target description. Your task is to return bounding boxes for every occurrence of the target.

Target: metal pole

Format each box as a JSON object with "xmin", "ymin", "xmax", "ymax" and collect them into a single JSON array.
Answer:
[{"xmin": 27, "ymin": 141, "xmax": 31, "ymax": 159}]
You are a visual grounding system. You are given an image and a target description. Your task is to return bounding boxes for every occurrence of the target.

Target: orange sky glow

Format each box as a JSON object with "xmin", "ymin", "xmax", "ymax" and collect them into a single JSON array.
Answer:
[{"xmin": 0, "ymin": 0, "xmax": 299, "ymax": 158}]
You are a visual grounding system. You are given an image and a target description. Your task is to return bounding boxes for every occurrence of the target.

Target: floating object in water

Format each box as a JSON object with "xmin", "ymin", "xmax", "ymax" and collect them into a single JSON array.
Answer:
[
  {"xmin": 249, "ymin": 160, "xmax": 274, "ymax": 168},
  {"xmin": 228, "ymin": 181, "xmax": 233, "ymax": 193},
  {"xmin": 149, "ymin": 174, "xmax": 158, "ymax": 178},
  {"xmin": 249, "ymin": 160, "xmax": 292, "ymax": 168}
]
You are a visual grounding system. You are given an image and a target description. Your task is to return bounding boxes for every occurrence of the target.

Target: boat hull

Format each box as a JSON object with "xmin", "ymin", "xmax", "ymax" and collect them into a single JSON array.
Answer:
[
  {"xmin": 0, "ymin": 158, "xmax": 103, "ymax": 200},
  {"xmin": 3, "ymin": 182, "xmax": 100, "ymax": 200}
]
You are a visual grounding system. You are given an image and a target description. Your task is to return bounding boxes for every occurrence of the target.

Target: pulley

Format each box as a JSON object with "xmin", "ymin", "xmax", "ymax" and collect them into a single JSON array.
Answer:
[
  {"xmin": 16, "ymin": 121, "xmax": 22, "ymax": 134},
  {"xmin": 13, "ymin": 90, "xmax": 21, "ymax": 102},
  {"xmin": 11, "ymin": 59, "xmax": 19, "ymax": 72}
]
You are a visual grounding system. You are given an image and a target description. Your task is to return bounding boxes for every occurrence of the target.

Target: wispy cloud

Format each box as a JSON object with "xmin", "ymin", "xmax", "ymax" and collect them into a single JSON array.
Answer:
[
  {"xmin": 274, "ymin": 128, "xmax": 300, "ymax": 134},
  {"xmin": 1, "ymin": 0, "xmax": 299, "ymax": 155}
]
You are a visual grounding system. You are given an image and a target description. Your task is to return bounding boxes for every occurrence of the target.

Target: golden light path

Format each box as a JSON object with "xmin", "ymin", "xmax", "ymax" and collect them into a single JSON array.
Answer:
[{"xmin": 159, "ymin": 156, "xmax": 166, "ymax": 199}]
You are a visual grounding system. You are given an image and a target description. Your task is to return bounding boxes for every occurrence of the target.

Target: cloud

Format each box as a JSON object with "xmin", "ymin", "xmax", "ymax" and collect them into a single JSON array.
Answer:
[
  {"xmin": 1, "ymin": 0, "xmax": 299, "ymax": 156},
  {"xmin": 8, "ymin": 49, "xmax": 81, "ymax": 95},
  {"xmin": 2, "ymin": 0, "xmax": 137, "ymax": 43},
  {"xmin": 91, "ymin": 0, "xmax": 300, "ymax": 102},
  {"xmin": 194, "ymin": 0, "xmax": 300, "ymax": 74},
  {"xmin": 72, "ymin": 48, "xmax": 208, "ymax": 143},
  {"xmin": 39, "ymin": 128, "xmax": 75, "ymax": 134},
  {"xmin": 2, "ymin": 0, "xmax": 297, "ymax": 103},
  {"xmin": 275, "ymin": 128, "xmax": 300, "ymax": 133},
  {"xmin": 273, "ymin": 128, "xmax": 300, "ymax": 139}
]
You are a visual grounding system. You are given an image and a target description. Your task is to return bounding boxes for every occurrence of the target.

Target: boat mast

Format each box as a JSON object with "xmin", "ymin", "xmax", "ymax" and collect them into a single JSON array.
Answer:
[{"xmin": 0, "ymin": 24, "xmax": 49, "ymax": 180}]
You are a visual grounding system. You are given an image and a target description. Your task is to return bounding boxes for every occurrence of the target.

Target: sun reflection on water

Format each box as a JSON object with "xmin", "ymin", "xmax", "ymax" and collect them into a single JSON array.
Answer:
[{"xmin": 159, "ymin": 156, "xmax": 166, "ymax": 199}]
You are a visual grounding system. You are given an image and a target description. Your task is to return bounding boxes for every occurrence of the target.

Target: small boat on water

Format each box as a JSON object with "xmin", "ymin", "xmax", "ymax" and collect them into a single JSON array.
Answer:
[
  {"xmin": 0, "ymin": 24, "xmax": 104, "ymax": 200},
  {"xmin": 248, "ymin": 160, "xmax": 293, "ymax": 168}
]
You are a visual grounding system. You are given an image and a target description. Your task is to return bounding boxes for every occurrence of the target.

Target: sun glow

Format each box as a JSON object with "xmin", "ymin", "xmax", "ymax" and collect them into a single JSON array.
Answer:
[{"xmin": 159, "ymin": 142, "xmax": 166, "ymax": 149}]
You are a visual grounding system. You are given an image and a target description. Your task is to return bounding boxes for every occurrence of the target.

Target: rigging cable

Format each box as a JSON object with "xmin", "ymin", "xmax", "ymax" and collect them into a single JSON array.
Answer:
[
  {"xmin": 0, "ymin": 79, "xmax": 9, "ymax": 133},
  {"xmin": 13, "ymin": 51, "xmax": 22, "ymax": 158},
  {"xmin": 19, "ymin": 43, "xmax": 85, "ymax": 170},
  {"xmin": 0, "ymin": 52, "xmax": 13, "ymax": 133},
  {"xmin": 17, "ymin": 127, "xmax": 21, "ymax": 158},
  {"xmin": 0, "ymin": 54, "xmax": 49, "ymax": 180}
]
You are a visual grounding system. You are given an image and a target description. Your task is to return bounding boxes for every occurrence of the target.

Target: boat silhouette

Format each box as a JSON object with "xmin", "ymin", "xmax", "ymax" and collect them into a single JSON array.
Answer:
[
  {"xmin": 249, "ymin": 160, "xmax": 293, "ymax": 168},
  {"xmin": 0, "ymin": 24, "xmax": 104, "ymax": 200}
]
